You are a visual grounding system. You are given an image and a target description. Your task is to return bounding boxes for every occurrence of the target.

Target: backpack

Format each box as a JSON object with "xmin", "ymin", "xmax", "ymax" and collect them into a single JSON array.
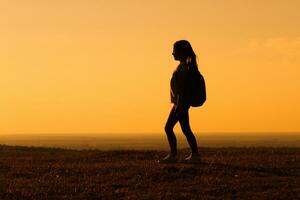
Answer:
[{"xmin": 184, "ymin": 67, "xmax": 206, "ymax": 107}]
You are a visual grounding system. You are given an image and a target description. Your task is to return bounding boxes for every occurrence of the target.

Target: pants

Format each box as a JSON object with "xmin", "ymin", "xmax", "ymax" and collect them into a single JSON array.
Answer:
[{"xmin": 164, "ymin": 104, "xmax": 199, "ymax": 155}]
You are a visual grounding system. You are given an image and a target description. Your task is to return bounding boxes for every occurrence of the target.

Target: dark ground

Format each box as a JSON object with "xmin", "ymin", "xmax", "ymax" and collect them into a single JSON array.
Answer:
[{"xmin": 0, "ymin": 145, "xmax": 299, "ymax": 200}]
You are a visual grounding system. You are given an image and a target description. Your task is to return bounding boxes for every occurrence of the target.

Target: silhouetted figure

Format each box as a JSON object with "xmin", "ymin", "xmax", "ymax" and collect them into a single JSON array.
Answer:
[{"xmin": 159, "ymin": 40, "xmax": 201, "ymax": 164}]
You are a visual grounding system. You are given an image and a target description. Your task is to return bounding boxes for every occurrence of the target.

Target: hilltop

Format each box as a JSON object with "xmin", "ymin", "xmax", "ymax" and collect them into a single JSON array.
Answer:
[{"xmin": 0, "ymin": 145, "xmax": 299, "ymax": 199}]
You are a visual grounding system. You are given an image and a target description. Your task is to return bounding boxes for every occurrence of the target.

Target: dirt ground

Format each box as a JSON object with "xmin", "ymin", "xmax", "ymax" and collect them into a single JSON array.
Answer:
[{"xmin": 0, "ymin": 145, "xmax": 299, "ymax": 200}]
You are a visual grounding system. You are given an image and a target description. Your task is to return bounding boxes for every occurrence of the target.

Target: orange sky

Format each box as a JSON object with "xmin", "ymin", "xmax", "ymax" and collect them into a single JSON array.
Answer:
[{"xmin": 0, "ymin": 0, "xmax": 300, "ymax": 135}]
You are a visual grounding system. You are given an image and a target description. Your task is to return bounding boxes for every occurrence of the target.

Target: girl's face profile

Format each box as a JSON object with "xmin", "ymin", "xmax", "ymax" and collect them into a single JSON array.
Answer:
[{"xmin": 172, "ymin": 48, "xmax": 181, "ymax": 61}]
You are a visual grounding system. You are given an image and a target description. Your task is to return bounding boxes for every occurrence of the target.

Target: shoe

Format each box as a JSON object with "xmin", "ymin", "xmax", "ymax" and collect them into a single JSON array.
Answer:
[
  {"xmin": 158, "ymin": 154, "xmax": 178, "ymax": 164},
  {"xmin": 181, "ymin": 153, "xmax": 201, "ymax": 164}
]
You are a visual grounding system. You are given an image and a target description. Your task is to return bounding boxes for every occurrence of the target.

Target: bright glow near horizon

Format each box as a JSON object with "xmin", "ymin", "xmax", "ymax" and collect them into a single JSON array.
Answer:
[{"xmin": 0, "ymin": 0, "xmax": 300, "ymax": 135}]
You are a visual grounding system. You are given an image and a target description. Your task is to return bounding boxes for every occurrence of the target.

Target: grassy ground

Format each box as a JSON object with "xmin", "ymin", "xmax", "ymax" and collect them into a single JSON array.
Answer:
[{"xmin": 0, "ymin": 145, "xmax": 299, "ymax": 200}]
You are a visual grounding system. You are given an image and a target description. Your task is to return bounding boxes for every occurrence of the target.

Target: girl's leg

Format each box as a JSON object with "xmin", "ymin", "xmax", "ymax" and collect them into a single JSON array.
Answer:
[
  {"xmin": 164, "ymin": 105, "xmax": 179, "ymax": 155},
  {"xmin": 178, "ymin": 108, "xmax": 199, "ymax": 154}
]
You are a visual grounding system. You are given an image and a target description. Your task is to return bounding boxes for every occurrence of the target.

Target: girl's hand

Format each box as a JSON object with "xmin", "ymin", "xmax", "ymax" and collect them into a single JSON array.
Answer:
[{"xmin": 175, "ymin": 95, "xmax": 184, "ymax": 116}]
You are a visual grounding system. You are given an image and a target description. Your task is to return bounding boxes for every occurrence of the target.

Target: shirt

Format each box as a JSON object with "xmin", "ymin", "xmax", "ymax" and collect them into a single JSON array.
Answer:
[{"xmin": 170, "ymin": 63, "xmax": 189, "ymax": 105}]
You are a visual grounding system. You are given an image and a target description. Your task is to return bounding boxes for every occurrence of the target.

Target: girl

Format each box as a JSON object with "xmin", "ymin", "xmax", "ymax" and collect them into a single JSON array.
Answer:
[{"xmin": 159, "ymin": 40, "xmax": 200, "ymax": 164}]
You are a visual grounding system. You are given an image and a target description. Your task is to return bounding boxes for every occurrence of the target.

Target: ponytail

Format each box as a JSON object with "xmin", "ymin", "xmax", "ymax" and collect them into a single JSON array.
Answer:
[{"xmin": 186, "ymin": 54, "xmax": 198, "ymax": 71}]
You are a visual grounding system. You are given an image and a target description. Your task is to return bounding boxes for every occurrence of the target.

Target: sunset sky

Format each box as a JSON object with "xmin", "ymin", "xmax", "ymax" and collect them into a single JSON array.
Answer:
[{"xmin": 1, "ymin": 0, "xmax": 300, "ymax": 135}]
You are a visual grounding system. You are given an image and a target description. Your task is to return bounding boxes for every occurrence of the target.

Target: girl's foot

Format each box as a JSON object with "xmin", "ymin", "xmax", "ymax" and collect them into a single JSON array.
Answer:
[
  {"xmin": 158, "ymin": 154, "xmax": 178, "ymax": 164},
  {"xmin": 181, "ymin": 153, "xmax": 201, "ymax": 164}
]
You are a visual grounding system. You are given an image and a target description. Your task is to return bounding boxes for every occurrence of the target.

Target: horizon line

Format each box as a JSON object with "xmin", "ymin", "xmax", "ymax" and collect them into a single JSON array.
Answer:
[{"xmin": 2, "ymin": 131, "xmax": 300, "ymax": 136}]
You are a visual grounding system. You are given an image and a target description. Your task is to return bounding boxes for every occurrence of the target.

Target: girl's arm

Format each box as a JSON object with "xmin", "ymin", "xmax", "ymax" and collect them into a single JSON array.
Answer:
[{"xmin": 175, "ymin": 69, "xmax": 188, "ymax": 112}]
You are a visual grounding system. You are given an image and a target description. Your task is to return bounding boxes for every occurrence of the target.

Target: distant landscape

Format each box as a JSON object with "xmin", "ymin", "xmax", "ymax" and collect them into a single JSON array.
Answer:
[{"xmin": 1, "ymin": 133, "xmax": 300, "ymax": 150}]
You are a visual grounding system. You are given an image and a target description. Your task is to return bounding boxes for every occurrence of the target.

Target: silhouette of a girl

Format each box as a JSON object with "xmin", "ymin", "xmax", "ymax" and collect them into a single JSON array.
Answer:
[{"xmin": 159, "ymin": 40, "xmax": 200, "ymax": 164}]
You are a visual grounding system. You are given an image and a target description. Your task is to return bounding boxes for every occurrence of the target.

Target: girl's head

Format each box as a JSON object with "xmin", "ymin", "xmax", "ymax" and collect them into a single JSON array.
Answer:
[{"xmin": 172, "ymin": 40, "xmax": 198, "ymax": 69}]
